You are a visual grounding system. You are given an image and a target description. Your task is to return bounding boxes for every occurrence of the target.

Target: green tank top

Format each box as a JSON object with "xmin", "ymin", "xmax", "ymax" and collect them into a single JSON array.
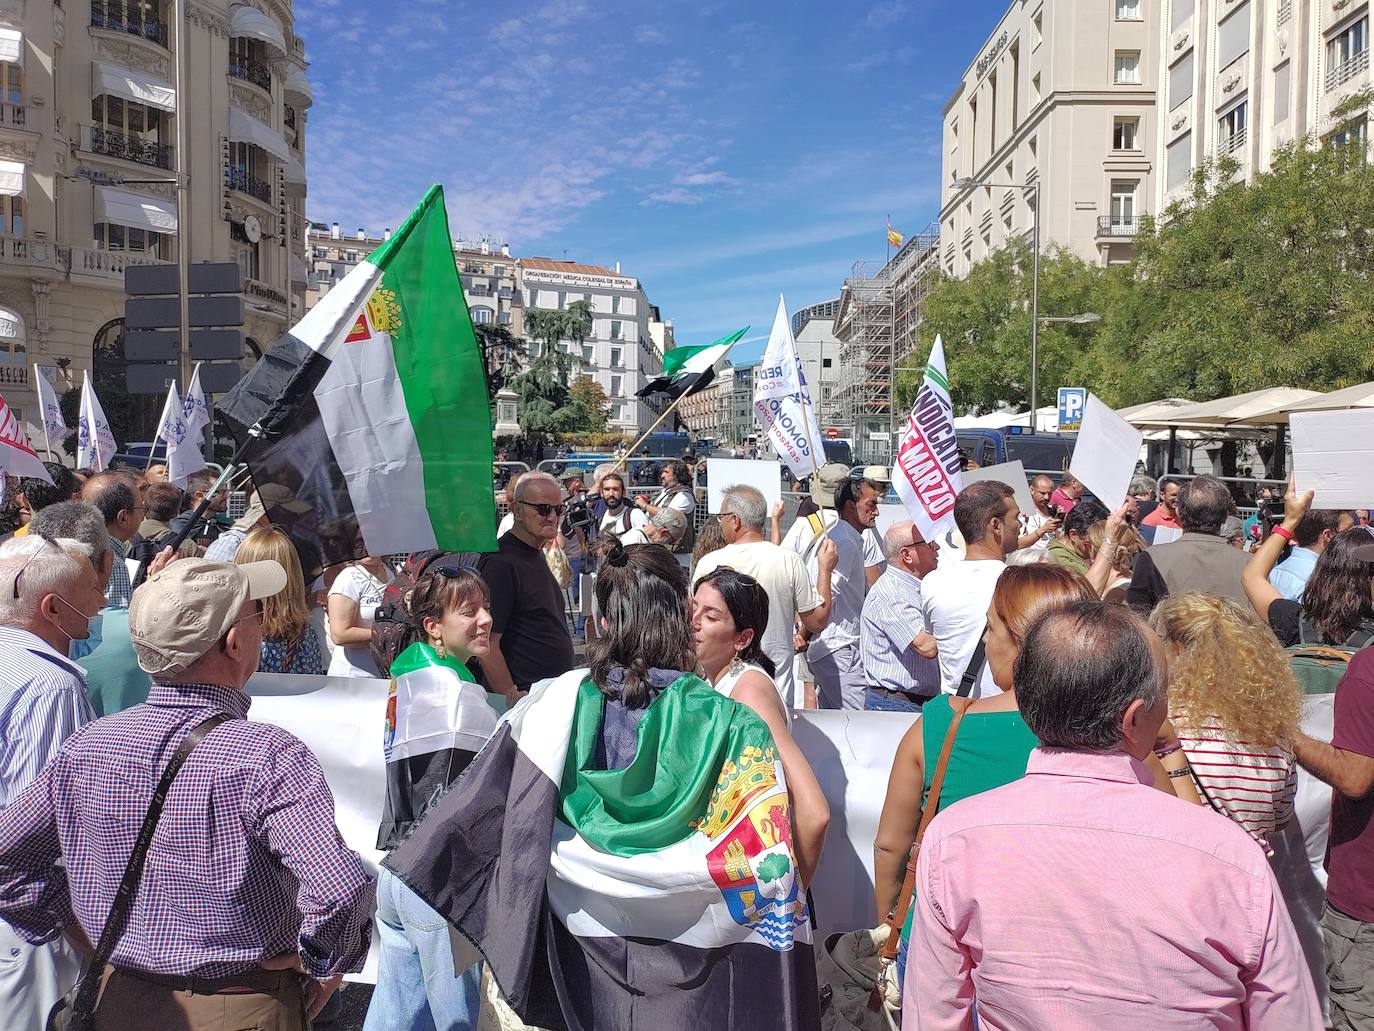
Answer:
[{"xmin": 899, "ymin": 694, "xmax": 1040, "ymax": 941}]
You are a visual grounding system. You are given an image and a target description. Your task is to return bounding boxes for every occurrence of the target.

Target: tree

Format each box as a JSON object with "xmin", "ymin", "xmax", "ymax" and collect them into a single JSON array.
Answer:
[
  {"xmin": 564, "ymin": 376, "xmax": 611, "ymax": 433},
  {"xmin": 474, "ymin": 323, "xmax": 525, "ymax": 401},
  {"xmin": 515, "ymin": 299, "xmax": 598, "ymax": 433}
]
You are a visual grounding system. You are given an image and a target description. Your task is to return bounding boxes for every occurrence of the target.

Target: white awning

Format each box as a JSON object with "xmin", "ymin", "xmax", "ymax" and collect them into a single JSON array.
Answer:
[
  {"xmin": 0, "ymin": 29, "xmax": 21, "ymax": 65},
  {"xmin": 0, "ymin": 159, "xmax": 24, "ymax": 198},
  {"xmin": 290, "ymin": 252, "xmax": 308, "ymax": 284},
  {"xmin": 282, "ymin": 153, "xmax": 306, "ymax": 190},
  {"xmin": 94, "ymin": 185, "xmax": 178, "ymax": 234},
  {"xmin": 284, "ymin": 65, "xmax": 313, "ymax": 108},
  {"xmin": 227, "ymin": 106, "xmax": 291, "ymax": 162},
  {"xmin": 92, "ymin": 61, "xmax": 176, "ymax": 112},
  {"xmin": 0, "ymin": 307, "xmax": 24, "ymax": 344},
  {"xmin": 229, "ymin": 5, "xmax": 288, "ymax": 59}
]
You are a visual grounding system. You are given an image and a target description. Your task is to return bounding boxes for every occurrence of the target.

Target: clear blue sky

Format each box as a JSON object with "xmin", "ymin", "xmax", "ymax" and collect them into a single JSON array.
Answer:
[{"xmin": 296, "ymin": 0, "xmax": 1007, "ymax": 363}]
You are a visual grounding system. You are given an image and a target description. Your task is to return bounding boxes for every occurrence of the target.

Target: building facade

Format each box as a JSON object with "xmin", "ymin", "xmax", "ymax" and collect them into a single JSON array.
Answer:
[
  {"xmin": 0, "ymin": 0, "xmax": 311, "ymax": 444},
  {"xmin": 939, "ymin": 0, "xmax": 1161, "ymax": 275},
  {"xmin": 1156, "ymin": 0, "xmax": 1373, "ymax": 213},
  {"xmin": 791, "ymin": 297, "xmax": 843, "ymax": 430}
]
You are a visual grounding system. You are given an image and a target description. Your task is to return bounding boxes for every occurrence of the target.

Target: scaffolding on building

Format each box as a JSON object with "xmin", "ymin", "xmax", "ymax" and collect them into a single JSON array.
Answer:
[{"xmin": 832, "ymin": 222, "xmax": 941, "ymax": 459}]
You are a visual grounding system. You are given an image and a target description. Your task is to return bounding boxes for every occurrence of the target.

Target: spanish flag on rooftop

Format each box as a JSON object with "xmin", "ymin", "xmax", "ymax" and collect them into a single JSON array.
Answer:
[{"xmin": 887, "ymin": 223, "xmax": 904, "ymax": 248}]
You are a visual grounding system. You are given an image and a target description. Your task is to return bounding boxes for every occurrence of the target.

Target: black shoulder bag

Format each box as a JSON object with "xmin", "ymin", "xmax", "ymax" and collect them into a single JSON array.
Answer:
[{"xmin": 47, "ymin": 713, "xmax": 233, "ymax": 1031}]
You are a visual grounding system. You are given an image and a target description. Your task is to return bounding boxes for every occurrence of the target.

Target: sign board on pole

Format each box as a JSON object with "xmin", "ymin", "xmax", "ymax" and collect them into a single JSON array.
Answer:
[
  {"xmin": 825, "ymin": 427, "xmax": 839, "ymax": 440},
  {"xmin": 1057, "ymin": 386, "xmax": 1087, "ymax": 431},
  {"xmin": 1067, "ymin": 392, "xmax": 1143, "ymax": 507},
  {"xmin": 704, "ymin": 458, "xmax": 783, "ymax": 515},
  {"xmin": 1292, "ymin": 409, "xmax": 1374, "ymax": 509}
]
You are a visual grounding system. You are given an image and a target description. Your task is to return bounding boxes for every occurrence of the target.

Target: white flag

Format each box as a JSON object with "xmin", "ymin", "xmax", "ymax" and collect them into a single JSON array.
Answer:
[
  {"xmin": 183, "ymin": 363, "xmax": 210, "ymax": 439},
  {"xmin": 0, "ymin": 393, "xmax": 52, "ymax": 482},
  {"xmin": 753, "ymin": 295, "xmax": 828, "ymax": 479},
  {"xmin": 154, "ymin": 380, "xmax": 198, "ymax": 486},
  {"xmin": 893, "ymin": 335, "xmax": 963, "ymax": 541},
  {"xmin": 33, "ymin": 365, "xmax": 66, "ymax": 451},
  {"xmin": 76, "ymin": 371, "xmax": 116, "ymax": 472}
]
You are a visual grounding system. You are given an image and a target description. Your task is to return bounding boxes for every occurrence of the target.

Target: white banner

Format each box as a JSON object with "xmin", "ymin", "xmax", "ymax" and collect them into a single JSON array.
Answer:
[
  {"xmin": 893, "ymin": 335, "xmax": 962, "ymax": 541},
  {"xmin": 34, "ymin": 365, "xmax": 66, "ymax": 452},
  {"xmin": 76, "ymin": 370, "xmax": 116, "ymax": 472},
  {"xmin": 753, "ymin": 295, "xmax": 827, "ymax": 479},
  {"xmin": 245, "ymin": 674, "xmax": 1333, "ymax": 1011},
  {"xmin": 153, "ymin": 380, "xmax": 198, "ymax": 486}
]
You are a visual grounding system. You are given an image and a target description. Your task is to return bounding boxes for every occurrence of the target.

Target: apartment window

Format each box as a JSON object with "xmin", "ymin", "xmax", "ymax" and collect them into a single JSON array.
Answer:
[
  {"xmin": 1115, "ymin": 0, "xmax": 1141, "ymax": 21},
  {"xmin": 989, "ymin": 72, "xmax": 999, "ymax": 150},
  {"xmin": 233, "ymin": 240, "xmax": 259, "ymax": 282},
  {"xmin": 498, "ymin": 311, "xmax": 512, "ymax": 325},
  {"xmin": 1218, "ymin": 2, "xmax": 1251, "ymax": 71},
  {"xmin": 582, "ymin": 344, "xmax": 594, "ymax": 363},
  {"xmin": 1278, "ymin": 0, "xmax": 1293, "ymax": 27},
  {"xmin": 1032, "ymin": 8, "xmax": 1043, "ymax": 48},
  {"xmin": 1331, "ymin": 115, "xmax": 1368, "ymax": 150},
  {"xmin": 620, "ymin": 296, "xmax": 637, "ymax": 316},
  {"xmin": 1010, "ymin": 44, "xmax": 1020, "ymax": 127},
  {"xmin": 1172, "ymin": 0, "xmax": 1194, "ymax": 31},
  {"xmin": 1031, "ymin": 72, "xmax": 1041, "ymax": 106},
  {"xmin": 950, "ymin": 117, "xmax": 958, "ymax": 141},
  {"xmin": 1110, "ymin": 180, "xmax": 1138, "ymax": 225},
  {"xmin": 471, "ymin": 306, "xmax": 493, "ymax": 324},
  {"xmin": 1167, "ymin": 131, "xmax": 1193, "ymax": 189},
  {"xmin": 1113, "ymin": 117, "xmax": 1139, "ymax": 150},
  {"xmin": 610, "ymin": 319, "xmax": 622, "ymax": 339},
  {"xmin": 610, "ymin": 375, "xmax": 623, "ymax": 397},
  {"xmin": 1219, "ymin": 101, "xmax": 1248, "ymax": 155},
  {"xmin": 1114, "ymin": 51, "xmax": 1141, "ymax": 84},
  {"xmin": 0, "ymin": 196, "xmax": 22, "ymax": 236},
  {"xmin": 1274, "ymin": 62, "xmax": 1291, "ymax": 123},
  {"xmin": 0, "ymin": 56, "xmax": 21, "ymax": 111},
  {"xmin": 1004, "ymin": 159, "xmax": 1014, "ymax": 181},
  {"xmin": 1169, "ymin": 51, "xmax": 1194, "ymax": 109},
  {"xmin": 1002, "ymin": 210, "xmax": 1013, "ymax": 235},
  {"xmin": 969, "ymin": 97, "xmax": 978, "ymax": 163},
  {"xmin": 609, "ymin": 346, "xmax": 623, "ymax": 367},
  {"xmin": 1326, "ymin": 17, "xmax": 1369, "ymax": 91},
  {"xmin": 94, "ymin": 222, "xmax": 166, "ymax": 257}
]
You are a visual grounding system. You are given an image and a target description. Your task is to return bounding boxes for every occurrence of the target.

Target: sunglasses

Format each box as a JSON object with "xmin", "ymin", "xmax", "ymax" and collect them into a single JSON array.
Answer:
[
  {"xmin": 13, "ymin": 535, "xmax": 58, "ymax": 600},
  {"xmin": 431, "ymin": 563, "xmax": 481, "ymax": 577},
  {"xmin": 517, "ymin": 500, "xmax": 567, "ymax": 518}
]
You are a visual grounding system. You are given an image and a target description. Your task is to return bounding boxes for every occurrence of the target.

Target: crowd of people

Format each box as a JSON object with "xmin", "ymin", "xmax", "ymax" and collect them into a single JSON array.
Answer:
[{"xmin": 0, "ymin": 450, "xmax": 1371, "ymax": 1030}]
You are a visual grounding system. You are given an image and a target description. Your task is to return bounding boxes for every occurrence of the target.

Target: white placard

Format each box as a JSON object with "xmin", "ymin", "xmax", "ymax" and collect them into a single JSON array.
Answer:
[
  {"xmin": 1292, "ymin": 409, "xmax": 1374, "ymax": 509},
  {"xmin": 874, "ymin": 503, "xmax": 908, "ymax": 540},
  {"xmin": 961, "ymin": 459, "xmax": 1036, "ymax": 521},
  {"xmin": 1068, "ymin": 393, "xmax": 1142, "ymax": 508},
  {"xmin": 705, "ymin": 458, "xmax": 783, "ymax": 514}
]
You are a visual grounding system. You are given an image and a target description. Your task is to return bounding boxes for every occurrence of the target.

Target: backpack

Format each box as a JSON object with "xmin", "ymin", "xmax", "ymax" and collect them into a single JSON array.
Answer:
[
  {"xmin": 369, "ymin": 550, "xmax": 459, "ymax": 675},
  {"xmin": 1285, "ymin": 617, "xmax": 1374, "ymax": 696}
]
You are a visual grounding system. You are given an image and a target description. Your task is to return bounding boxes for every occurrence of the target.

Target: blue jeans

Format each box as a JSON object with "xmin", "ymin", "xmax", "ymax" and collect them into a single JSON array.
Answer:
[
  {"xmin": 364, "ymin": 868, "xmax": 481, "ymax": 1031},
  {"xmin": 865, "ymin": 687, "xmax": 926, "ymax": 712}
]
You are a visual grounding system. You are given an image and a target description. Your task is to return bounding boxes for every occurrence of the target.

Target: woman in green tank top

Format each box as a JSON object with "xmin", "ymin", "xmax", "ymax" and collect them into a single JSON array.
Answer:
[{"xmin": 873, "ymin": 565, "xmax": 1100, "ymax": 964}]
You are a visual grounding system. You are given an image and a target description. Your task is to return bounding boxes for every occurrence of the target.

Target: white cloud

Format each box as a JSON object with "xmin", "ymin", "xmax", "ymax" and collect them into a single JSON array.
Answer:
[{"xmin": 635, "ymin": 26, "xmax": 667, "ymax": 43}]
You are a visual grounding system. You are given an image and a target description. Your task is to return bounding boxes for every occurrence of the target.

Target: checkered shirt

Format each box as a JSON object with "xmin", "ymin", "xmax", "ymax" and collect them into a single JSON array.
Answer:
[
  {"xmin": 106, "ymin": 536, "xmax": 132, "ymax": 608},
  {"xmin": 0, "ymin": 681, "xmax": 374, "ymax": 978}
]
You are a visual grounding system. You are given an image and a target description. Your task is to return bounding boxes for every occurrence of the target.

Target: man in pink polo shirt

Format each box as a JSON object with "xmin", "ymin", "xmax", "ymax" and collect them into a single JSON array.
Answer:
[{"xmin": 906, "ymin": 601, "xmax": 1320, "ymax": 1030}]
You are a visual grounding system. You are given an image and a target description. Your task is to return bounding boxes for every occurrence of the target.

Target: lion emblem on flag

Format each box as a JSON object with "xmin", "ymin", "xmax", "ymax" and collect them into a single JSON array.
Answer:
[{"xmin": 699, "ymin": 746, "xmax": 807, "ymax": 951}]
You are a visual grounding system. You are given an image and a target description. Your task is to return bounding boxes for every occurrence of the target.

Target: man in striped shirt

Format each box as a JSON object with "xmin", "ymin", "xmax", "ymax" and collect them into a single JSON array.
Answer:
[
  {"xmin": 0, "ymin": 532, "xmax": 110, "ymax": 1029},
  {"xmin": 861, "ymin": 519, "xmax": 940, "ymax": 711}
]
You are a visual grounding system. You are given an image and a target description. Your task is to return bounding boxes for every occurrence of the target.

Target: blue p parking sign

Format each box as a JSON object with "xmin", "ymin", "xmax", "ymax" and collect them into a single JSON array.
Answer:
[{"xmin": 1058, "ymin": 387, "xmax": 1086, "ymax": 431}]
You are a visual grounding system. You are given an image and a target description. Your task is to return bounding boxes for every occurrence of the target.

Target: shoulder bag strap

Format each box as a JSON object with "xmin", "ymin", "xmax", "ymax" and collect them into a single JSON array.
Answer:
[
  {"xmin": 875, "ymin": 698, "xmax": 973, "ymax": 968},
  {"xmin": 69, "ymin": 712, "xmax": 233, "ymax": 1023},
  {"xmin": 957, "ymin": 626, "xmax": 990, "ymax": 698}
]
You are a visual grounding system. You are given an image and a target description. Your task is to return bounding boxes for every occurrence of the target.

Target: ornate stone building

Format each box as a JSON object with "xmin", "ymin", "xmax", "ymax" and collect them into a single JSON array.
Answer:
[{"xmin": 0, "ymin": 0, "xmax": 310, "ymax": 444}]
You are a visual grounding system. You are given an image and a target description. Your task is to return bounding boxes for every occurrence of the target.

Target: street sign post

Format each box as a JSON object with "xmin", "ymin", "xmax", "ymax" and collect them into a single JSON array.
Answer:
[
  {"xmin": 1057, "ymin": 386, "xmax": 1087, "ymax": 431},
  {"xmin": 123, "ymin": 262, "xmax": 245, "ymax": 395}
]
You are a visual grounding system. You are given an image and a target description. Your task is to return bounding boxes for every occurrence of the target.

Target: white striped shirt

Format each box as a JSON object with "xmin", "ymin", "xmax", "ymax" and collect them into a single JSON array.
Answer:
[
  {"xmin": 0, "ymin": 624, "xmax": 95, "ymax": 809},
  {"xmin": 1174, "ymin": 720, "xmax": 1297, "ymax": 855}
]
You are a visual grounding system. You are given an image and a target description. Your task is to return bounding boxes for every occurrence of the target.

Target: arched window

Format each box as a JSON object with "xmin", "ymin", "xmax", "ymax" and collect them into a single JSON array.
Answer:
[
  {"xmin": 0, "ymin": 304, "xmax": 24, "ymax": 383},
  {"xmin": 471, "ymin": 306, "xmax": 494, "ymax": 325}
]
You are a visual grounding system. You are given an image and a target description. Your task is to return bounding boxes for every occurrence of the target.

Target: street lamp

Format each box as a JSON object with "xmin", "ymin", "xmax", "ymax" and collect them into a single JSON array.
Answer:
[
  {"xmin": 1041, "ymin": 312, "xmax": 1101, "ymax": 326},
  {"xmin": 952, "ymin": 174, "xmax": 1042, "ymax": 428}
]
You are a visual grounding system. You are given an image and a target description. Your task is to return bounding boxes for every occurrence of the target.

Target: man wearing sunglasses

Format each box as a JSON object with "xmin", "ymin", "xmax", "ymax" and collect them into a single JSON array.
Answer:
[
  {"xmin": 0, "ymin": 531, "xmax": 108, "ymax": 1027},
  {"xmin": 475, "ymin": 471, "xmax": 575, "ymax": 705}
]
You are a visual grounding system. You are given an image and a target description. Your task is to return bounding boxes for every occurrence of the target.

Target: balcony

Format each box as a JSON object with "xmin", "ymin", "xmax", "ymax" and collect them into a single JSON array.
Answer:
[
  {"xmin": 1097, "ymin": 215, "xmax": 1146, "ymax": 237},
  {"xmin": 89, "ymin": 6, "xmax": 168, "ymax": 48},
  {"xmin": 1220, "ymin": 126, "xmax": 1247, "ymax": 155},
  {"xmin": 1327, "ymin": 48, "xmax": 1370, "ymax": 91},
  {"xmin": 0, "ymin": 103, "xmax": 24, "ymax": 128},
  {"xmin": 227, "ymin": 166, "xmax": 272, "ymax": 203},
  {"xmin": 229, "ymin": 57, "xmax": 272, "ymax": 93},
  {"xmin": 1278, "ymin": 0, "xmax": 1292, "ymax": 25},
  {"xmin": 85, "ymin": 125, "xmax": 173, "ymax": 169},
  {"xmin": 283, "ymin": 106, "xmax": 296, "ymax": 130}
]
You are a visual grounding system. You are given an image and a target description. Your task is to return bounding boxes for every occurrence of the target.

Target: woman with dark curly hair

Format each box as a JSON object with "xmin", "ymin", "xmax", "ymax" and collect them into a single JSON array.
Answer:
[{"xmin": 1244, "ymin": 485, "xmax": 1374, "ymax": 648}]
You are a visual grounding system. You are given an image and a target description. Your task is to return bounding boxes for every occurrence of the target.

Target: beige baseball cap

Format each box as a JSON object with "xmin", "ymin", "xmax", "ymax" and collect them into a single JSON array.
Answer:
[
  {"xmin": 810, "ymin": 463, "xmax": 853, "ymax": 507},
  {"xmin": 129, "ymin": 558, "xmax": 287, "ymax": 676},
  {"xmin": 231, "ymin": 490, "xmax": 268, "ymax": 533}
]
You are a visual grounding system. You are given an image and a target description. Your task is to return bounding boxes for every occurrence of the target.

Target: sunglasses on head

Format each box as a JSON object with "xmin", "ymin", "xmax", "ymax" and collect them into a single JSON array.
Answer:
[
  {"xmin": 431, "ymin": 563, "xmax": 480, "ymax": 577},
  {"xmin": 517, "ymin": 500, "xmax": 567, "ymax": 517},
  {"xmin": 12, "ymin": 534, "xmax": 59, "ymax": 600}
]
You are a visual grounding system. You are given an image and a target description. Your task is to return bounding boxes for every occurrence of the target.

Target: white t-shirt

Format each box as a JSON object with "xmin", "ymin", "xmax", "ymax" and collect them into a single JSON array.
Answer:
[
  {"xmin": 498, "ymin": 512, "xmax": 514, "ymax": 538},
  {"xmin": 654, "ymin": 486, "xmax": 696, "ymax": 516},
  {"xmin": 863, "ymin": 527, "xmax": 885, "ymax": 575},
  {"xmin": 918, "ymin": 559, "xmax": 1005, "ymax": 698},
  {"xmin": 1010, "ymin": 508, "xmax": 1053, "ymax": 563},
  {"xmin": 693, "ymin": 541, "xmax": 822, "ymax": 710},
  {"xmin": 780, "ymin": 512, "xmax": 865, "ymax": 657},
  {"xmin": 600, "ymin": 505, "xmax": 646, "ymax": 538},
  {"xmin": 619, "ymin": 527, "xmax": 651, "ymax": 546},
  {"xmin": 327, "ymin": 562, "xmax": 392, "ymax": 679}
]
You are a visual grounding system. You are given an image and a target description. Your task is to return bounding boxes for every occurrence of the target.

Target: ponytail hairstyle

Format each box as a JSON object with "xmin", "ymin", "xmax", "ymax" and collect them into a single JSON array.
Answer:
[
  {"xmin": 693, "ymin": 567, "xmax": 775, "ymax": 677},
  {"xmin": 587, "ymin": 535, "xmax": 695, "ymax": 709}
]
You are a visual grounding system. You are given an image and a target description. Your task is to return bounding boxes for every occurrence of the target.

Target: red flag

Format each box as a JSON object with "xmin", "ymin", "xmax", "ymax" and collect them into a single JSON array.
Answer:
[{"xmin": 0, "ymin": 394, "xmax": 51, "ymax": 482}]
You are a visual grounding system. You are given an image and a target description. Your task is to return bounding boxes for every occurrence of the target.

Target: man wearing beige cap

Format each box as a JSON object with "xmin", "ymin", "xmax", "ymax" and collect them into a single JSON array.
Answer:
[{"xmin": 0, "ymin": 559, "xmax": 374, "ymax": 1030}]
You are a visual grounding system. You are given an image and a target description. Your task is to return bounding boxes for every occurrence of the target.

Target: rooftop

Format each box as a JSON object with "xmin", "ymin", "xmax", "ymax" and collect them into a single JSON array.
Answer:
[{"xmin": 522, "ymin": 257, "xmax": 623, "ymax": 277}]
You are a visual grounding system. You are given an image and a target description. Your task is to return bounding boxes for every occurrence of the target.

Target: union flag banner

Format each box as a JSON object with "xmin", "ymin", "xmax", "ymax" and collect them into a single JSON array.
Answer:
[{"xmin": 894, "ymin": 335, "xmax": 963, "ymax": 541}]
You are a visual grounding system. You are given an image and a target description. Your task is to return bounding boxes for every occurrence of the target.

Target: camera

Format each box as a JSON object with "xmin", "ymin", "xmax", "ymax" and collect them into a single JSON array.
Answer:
[{"xmin": 562, "ymin": 497, "xmax": 595, "ymax": 536}]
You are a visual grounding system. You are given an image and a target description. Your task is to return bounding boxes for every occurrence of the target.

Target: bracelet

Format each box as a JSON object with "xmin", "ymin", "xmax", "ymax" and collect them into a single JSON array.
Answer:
[
  {"xmin": 1166, "ymin": 767, "xmax": 1192, "ymax": 779},
  {"xmin": 1153, "ymin": 742, "xmax": 1183, "ymax": 758},
  {"xmin": 1271, "ymin": 525, "xmax": 1294, "ymax": 543}
]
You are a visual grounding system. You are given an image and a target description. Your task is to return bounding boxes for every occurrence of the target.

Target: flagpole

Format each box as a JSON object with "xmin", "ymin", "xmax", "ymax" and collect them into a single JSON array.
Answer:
[
  {"xmin": 34, "ymin": 363, "xmax": 52, "ymax": 460},
  {"xmin": 608, "ymin": 345, "xmax": 739, "ymax": 476}
]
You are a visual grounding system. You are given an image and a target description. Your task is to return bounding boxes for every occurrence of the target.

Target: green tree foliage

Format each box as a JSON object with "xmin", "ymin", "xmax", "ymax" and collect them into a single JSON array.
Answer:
[
  {"xmin": 565, "ymin": 376, "xmax": 611, "ymax": 433},
  {"xmin": 906, "ymin": 126, "xmax": 1374, "ymax": 412},
  {"xmin": 514, "ymin": 300, "xmax": 599, "ymax": 432}
]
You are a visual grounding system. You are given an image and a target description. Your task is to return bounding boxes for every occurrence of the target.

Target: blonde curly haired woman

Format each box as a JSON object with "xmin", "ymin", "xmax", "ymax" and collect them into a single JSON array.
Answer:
[{"xmin": 1150, "ymin": 592, "xmax": 1303, "ymax": 853}]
